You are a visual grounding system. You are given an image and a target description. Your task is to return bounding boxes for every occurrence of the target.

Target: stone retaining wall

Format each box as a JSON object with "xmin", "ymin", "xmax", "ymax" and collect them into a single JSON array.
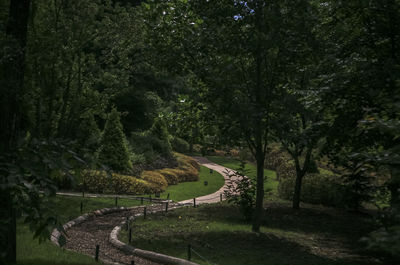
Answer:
[
  {"xmin": 50, "ymin": 204, "xmax": 199, "ymax": 265},
  {"xmin": 109, "ymin": 205, "xmax": 199, "ymax": 265}
]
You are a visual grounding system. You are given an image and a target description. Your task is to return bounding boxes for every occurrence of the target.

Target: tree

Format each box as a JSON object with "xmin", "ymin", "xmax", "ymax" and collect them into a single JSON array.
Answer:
[
  {"xmin": 271, "ymin": 0, "xmax": 326, "ymax": 209},
  {"xmin": 317, "ymin": 0, "xmax": 400, "ymax": 207},
  {"xmin": 98, "ymin": 107, "xmax": 132, "ymax": 172},
  {"xmin": 0, "ymin": 0, "xmax": 31, "ymax": 263},
  {"xmin": 77, "ymin": 110, "xmax": 101, "ymax": 152},
  {"xmin": 274, "ymin": 89, "xmax": 325, "ymax": 209},
  {"xmin": 142, "ymin": 0, "xmax": 322, "ymax": 231}
]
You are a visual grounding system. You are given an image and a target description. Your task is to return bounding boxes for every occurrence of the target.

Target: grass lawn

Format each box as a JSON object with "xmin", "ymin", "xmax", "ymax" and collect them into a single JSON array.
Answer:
[
  {"xmin": 17, "ymin": 195, "xmax": 147, "ymax": 265},
  {"xmin": 160, "ymin": 165, "xmax": 225, "ymax": 202},
  {"xmin": 205, "ymin": 155, "xmax": 279, "ymax": 197},
  {"xmin": 120, "ymin": 203, "xmax": 382, "ymax": 265}
]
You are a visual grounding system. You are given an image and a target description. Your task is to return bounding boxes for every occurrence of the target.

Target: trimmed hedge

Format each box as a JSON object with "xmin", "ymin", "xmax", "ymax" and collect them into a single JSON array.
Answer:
[
  {"xmin": 83, "ymin": 170, "xmax": 153, "ymax": 195},
  {"xmin": 140, "ymin": 171, "xmax": 168, "ymax": 193},
  {"xmin": 175, "ymin": 152, "xmax": 200, "ymax": 171},
  {"xmin": 83, "ymin": 153, "xmax": 200, "ymax": 195},
  {"xmin": 157, "ymin": 169, "xmax": 179, "ymax": 185}
]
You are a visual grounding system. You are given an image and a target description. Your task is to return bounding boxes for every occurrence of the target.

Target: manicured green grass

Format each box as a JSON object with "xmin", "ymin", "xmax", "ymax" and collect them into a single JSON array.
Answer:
[
  {"xmin": 160, "ymin": 165, "xmax": 225, "ymax": 202},
  {"xmin": 120, "ymin": 203, "xmax": 380, "ymax": 265},
  {"xmin": 206, "ymin": 155, "xmax": 278, "ymax": 196},
  {"xmin": 17, "ymin": 195, "xmax": 147, "ymax": 265}
]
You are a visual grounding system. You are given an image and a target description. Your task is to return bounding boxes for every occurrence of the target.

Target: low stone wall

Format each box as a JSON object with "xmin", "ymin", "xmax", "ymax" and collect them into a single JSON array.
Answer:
[
  {"xmin": 109, "ymin": 205, "xmax": 199, "ymax": 265},
  {"xmin": 51, "ymin": 206, "xmax": 130, "ymax": 246},
  {"xmin": 50, "ymin": 203, "xmax": 198, "ymax": 265}
]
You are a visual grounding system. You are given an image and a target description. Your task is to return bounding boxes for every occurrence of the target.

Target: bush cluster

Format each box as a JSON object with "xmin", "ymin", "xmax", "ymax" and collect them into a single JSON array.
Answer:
[
  {"xmin": 83, "ymin": 153, "xmax": 200, "ymax": 195},
  {"xmin": 170, "ymin": 136, "xmax": 190, "ymax": 153},
  {"xmin": 265, "ymin": 148, "xmax": 291, "ymax": 171},
  {"xmin": 277, "ymin": 171, "xmax": 348, "ymax": 207},
  {"xmin": 83, "ymin": 170, "xmax": 153, "ymax": 195},
  {"xmin": 157, "ymin": 169, "xmax": 179, "ymax": 185},
  {"xmin": 140, "ymin": 170, "xmax": 168, "ymax": 193},
  {"xmin": 130, "ymin": 131, "xmax": 172, "ymax": 163},
  {"xmin": 156, "ymin": 154, "xmax": 200, "ymax": 184}
]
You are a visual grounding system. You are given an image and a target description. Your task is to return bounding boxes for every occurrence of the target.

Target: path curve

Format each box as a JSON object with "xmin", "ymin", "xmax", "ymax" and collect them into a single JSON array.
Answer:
[
  {"xmin": 59, "ymin": 157, "xmax": 237, "ymax": 265},
  {"xmin": 179, "ymin": 156, "xmax": 238, "ymax": 205}
]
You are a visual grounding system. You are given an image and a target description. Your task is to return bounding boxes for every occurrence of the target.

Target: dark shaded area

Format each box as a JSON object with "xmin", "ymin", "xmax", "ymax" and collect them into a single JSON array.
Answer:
[
  {"xmin": 21, "ymin": 260, "xmax": 95, "ymax": 265},
  {"xmin": 129, "ymin": 203, "xmax": 390, "ymax": 265}
]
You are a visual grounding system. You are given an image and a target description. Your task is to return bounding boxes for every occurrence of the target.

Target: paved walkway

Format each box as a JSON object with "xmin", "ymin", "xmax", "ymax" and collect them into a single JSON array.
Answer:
[{"xmin": 179, "ymin": 156, "xmax": 238, "ymax": 205}]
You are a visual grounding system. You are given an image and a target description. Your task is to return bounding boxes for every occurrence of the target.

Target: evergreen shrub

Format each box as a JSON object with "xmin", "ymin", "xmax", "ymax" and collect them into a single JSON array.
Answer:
[
  {"xmin": 171, "ymin": 136, "xmax": 190, "ymax": 153},
  {"xmin": 98, "ymin": 108, "xmax": 132, "ymax": 172}
]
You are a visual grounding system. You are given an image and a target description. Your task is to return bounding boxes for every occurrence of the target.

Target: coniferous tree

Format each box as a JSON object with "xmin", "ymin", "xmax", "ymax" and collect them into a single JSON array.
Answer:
[
  {"xmin": 77, "ymin": 111, "xmax": 101, "ymax": 152},
  {"xmin": 98, "ymin": 108, "xmax": 132, "ymax": 172}
]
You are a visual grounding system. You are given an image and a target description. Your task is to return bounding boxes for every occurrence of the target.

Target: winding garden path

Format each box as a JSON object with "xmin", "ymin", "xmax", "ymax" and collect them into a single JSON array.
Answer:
[{"xmin": 61, "ymin": 157, "xmax": 237, "ymax": 265}]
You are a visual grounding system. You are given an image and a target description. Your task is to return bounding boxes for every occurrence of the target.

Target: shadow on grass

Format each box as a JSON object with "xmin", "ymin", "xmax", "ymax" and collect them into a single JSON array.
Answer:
[
  {"xmin": 20, "ymin": 259, "xmax": 98, "ymax": 265},
  {"xmin": 194, "ymin": 203, "xmax": 376, "ymax": 239},
  {"xmin": 131, "ymin": 229, "xmax": 374, "ymax": 265}
]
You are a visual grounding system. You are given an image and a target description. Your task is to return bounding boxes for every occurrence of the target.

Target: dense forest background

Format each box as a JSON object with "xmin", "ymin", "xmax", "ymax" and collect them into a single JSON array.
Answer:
[{"xmin": 0, "ymin": 0, "xmax": 399, "ymax": 264}]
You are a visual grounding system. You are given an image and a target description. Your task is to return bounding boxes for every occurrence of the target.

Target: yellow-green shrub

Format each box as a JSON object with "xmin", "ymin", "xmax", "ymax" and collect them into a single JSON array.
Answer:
[
  {"xmin": 111, "ymin": 173, "xmax": 153, "ymax": 194},
  {"xmin": 168, "ymin": 167, "xmax": 198, "ymax": 182},
  {"xmin": 175, "ymin": 152, "xmax": 200, "ymax": 171},
  {"xmin": 140, "ymin": 171, "xmax": 168, "ymax": 193},
  {"xmin": 157, "ymin": 169, "xmax": 179, "ymax": 185},
  {"xmin": 82, "ymin": 170, "xmax": 154, "ymax": 195}
]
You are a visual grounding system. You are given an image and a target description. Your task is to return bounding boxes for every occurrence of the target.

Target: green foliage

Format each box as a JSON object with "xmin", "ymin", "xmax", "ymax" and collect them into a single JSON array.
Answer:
[
  {"xmin": 361, "ymin": 206, "xmax": 400, "ymax": 259},
  {"xmin": 140, "ymin": 171, "xmax": 168, "ymax": 193},
  {"xmin": 0, "ymin": 138, "xmax": 86, "ymax": 256},
  {"xmin": 115, "ymin": 90, "xmax": 163, "ymax": 132},
  {"xmin": 83, "ymin": 170, "xmax": 154, "ymax": 195},
  {"xmin": 265, "ymin": 147, "xmax": 292, "ymax": 171},
  {"xmin": 130, "ymin": 152, "xmax": 146, "ymax": 165},
  {"xmin": 224, "ymin": 164, "xmax": 256, "ymax": 221},
  {"xmin": 98, "ymin": 108, "xmax": 132, "ymax": 172},
  {"xmin": 157, "ymin": 169, "xmax": 179, "ymax": 185},
  {"xmin": 171, "ymin": 136, "xmax": 190, "ymax": 153},
  {"xmin": 275, "ymin": 159, "xmax": 352, "ymax": 207},
  {"xmin": 278, "ymin": 172, "xmax": 349, "ymax": 208},
  {"xmin": 82, "ymin": 152, "xmax": 200, "ymax": 195},
  {"xmin": 77, "ymin": 111, "xmax": 101, "ymax": 151},
  {"xmin": 151, "ymin": 153, "xmax": 201, "ymax": 183},
  {"xmin": 129, "ymin": 117, "xmax": 173, "ymax": 164},
  {"xmin": 150, "ymin": 117, "xmax": 172, "ymax": 155}
]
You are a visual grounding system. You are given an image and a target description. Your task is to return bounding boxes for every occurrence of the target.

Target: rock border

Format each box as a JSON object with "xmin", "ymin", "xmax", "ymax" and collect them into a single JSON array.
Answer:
[
  {"xmin": 51, "ymin": 206, "xmax": 130, "ymax": 247},
  {"xmin": 50, "ymin": 203, "xmax": 198, "ymax": 265},
  {"xmin": 109, "ymin": 205, "xmax": 199, "ymax": 265}
]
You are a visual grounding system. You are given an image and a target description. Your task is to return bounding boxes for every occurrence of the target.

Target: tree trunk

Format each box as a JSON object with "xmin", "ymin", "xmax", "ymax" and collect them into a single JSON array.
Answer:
[
  {"xmin": 389, "ymin": 167, "xmax": 400, "ymax": 207},
  {"xmin": 0, "ymin": 191, "xmax": 17, "ymax": 264},
  {"xmin": 252, "ymin": 146, "xmax": 265, "ymax": 232},
  {"xmin": 0, "ymin": 0, "xmax": 31, "ymax": 264},
  {"xmin": 292, "ymin": 171, "xmax": 305, "ymax": 209}
]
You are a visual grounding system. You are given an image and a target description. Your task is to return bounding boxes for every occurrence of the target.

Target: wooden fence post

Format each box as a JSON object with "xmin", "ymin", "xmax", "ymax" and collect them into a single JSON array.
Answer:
[
  {"xmin": 95, "ymin": 244, "xmax": 100, "ymax": 261},
  {"xmin": 187, "ymin": 244, "xmax": 191, "ymax": 261}
]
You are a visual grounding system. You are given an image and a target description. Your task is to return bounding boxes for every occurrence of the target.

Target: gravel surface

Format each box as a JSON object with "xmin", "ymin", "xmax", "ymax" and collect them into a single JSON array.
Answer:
[
  {"xmin": 64, "ymin": 204, "xmax": 171, "ymax": 265},
  {"xmin": 62, "ymin": 157, "xmax": 235, "ymax": 265}
]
